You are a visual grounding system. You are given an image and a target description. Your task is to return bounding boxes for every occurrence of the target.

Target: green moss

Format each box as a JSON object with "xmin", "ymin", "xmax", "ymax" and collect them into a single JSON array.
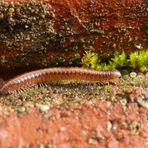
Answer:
[
  {"xmin": 81, "ymin": 50, "xmax": 148, "ymax": 72},
  {"xmin": 81, "ymin": 50, "xmax": 99, "ymax": 69},
  {"xmin": 129, "ymin": 50, "xmax": 148, "ymax": 72},
  {"xmin": 109, "ymin": 52, "xmax": 127, "ymax": 68}
]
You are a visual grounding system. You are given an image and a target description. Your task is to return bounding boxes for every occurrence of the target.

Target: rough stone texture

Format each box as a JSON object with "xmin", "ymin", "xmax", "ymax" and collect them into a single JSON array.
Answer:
[
  {"xmin": 0, "ymin": 102, "xmax": 148, "ymax": 148},
  {"xmin": 0, "ymin": 0, "xmax": 148, "ymax": 70},
  {"xmin": 0, "ymin": 71, "xmax": 147, "ymax": 147}
]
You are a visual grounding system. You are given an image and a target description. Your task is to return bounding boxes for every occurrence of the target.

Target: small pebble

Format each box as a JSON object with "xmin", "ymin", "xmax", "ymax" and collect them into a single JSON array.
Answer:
[
  {"xmin": 60, "ymin": 126, "xmax": 66, "ymax": 132},
  {"xmin": 17, "ymin": 106, "xmax": 26, "ymax": 113},
  {"xmin": 130, "ymin": 72, "xmax": 137, "ymax": 78},
  {"xmin": 37, "ymin": 143, "xmax": 44, "ymax": 148},
  {"xmin": 137, "ymin": 93, "xmax": 148, "ymax": 109},
  {"xmin": 88, "ymin": 138, "xmax": 98, "ymax": 145},
  {"xmin": 107, "ymin": 121, "xmax": 113, "ymax": 132},
  {"xmin": 144, "ymin": 92, "xmax": 148, "ymax": 98},
  {"xmin": 37, "ymin": 104, "xmax": 50, "ymax": 112},
  {"xmin": 135, "ymin": 44, "xmax": 143, "ymax": 49}
]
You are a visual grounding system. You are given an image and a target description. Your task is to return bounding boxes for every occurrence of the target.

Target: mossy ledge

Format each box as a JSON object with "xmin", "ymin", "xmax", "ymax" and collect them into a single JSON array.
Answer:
[
  {"xmin": 0, "ymin": 0, "xmax": 147, "ymax": 70},
  {"xmin": 81, "ymin": 50, "xmax": 148, "ymax": 72}
]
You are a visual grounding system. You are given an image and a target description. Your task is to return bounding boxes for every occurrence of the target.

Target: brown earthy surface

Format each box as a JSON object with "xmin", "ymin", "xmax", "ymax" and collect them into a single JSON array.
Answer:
[
  {"xmin": 0, "ymin": 0, "xmax": 148, "ymax": 69},
  {"xmin": 0, "ymin": 73, "xmax": 148, "ymax": 147}
]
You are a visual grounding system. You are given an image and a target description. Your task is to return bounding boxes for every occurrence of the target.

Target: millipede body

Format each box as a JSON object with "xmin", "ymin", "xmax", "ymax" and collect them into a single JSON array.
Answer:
[{"xmin": 0, "ymin": 67, "xmax": 121, "ymax": 94}]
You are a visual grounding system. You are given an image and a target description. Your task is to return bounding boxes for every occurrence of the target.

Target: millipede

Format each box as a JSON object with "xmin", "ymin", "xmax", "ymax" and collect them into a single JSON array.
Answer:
[{"xmin": 0, "ymin": 67, "xmax": 121, "ymax": 94}]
